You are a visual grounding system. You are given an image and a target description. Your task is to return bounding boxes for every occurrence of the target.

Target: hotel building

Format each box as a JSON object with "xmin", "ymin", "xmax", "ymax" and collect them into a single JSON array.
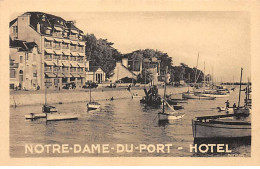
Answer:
[{"xmin": 9, "ymin": 12, "xmax": 88, "ymax": 89}]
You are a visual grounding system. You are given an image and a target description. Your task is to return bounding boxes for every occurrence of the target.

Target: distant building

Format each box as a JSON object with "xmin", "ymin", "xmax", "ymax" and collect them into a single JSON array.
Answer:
[
  {"xmin": 86, "ymin": 66, "xmax": 106, "ymax": 83},
  {"xmin": 10, "ymin": 39, "xmax": 41, "ymax": 90},
  {"xmin": 109, "ymin": 61, "xmax": 137, "ymax": 83},
  {"xmin": 9, "ymin": 12, "xmax": 88, "ymax": 89}
]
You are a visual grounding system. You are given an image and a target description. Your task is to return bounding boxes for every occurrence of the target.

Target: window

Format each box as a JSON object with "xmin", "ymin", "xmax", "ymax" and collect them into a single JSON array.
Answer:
[
  {"xmin": 62, "ymin": 55, "xmax": 69, "ymax": 60},
  {"xmin": 62, "ymin": 67, "xmax": 69, "ymax": 73},
  {"xmin": 44, "ymin": 40, "xmax": 52, "ymax": 48},
  {"xmin": 62, "ymin": 43, "xmax": 69, "ymax": 49},
  {"xmin": 20, "ymin": 56, "xmax": 23, "ymax": 63},
  {"xmin": 78, "ymin": 46, "xmax": 84, "ymax": 52},
  {"xmin": 32, "ymin": 65, "xmax": 37, "ymax": 77},
  {"xmin": 53, "ymin": 42, "xmax": 61, "ymax": 49},
  {"xmin": 44, "ymin": 54, "xmax": 52, "ymax": 60},
  {"xmin": 13, "ymin": 26, "xmax": 18, "ymax": 34},
  {"xmin": 70, "ymin": 44, "xmax": 77, "ymax": 51},
  {"xmin": 10, "ymin": 69, "xmax": 16, "ymax": 78}
]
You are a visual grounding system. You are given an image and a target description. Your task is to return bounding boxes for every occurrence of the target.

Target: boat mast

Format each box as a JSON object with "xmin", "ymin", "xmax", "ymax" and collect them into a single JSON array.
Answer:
[
  {"xmin": 44, "ymin": 83, "xmax": 47, "ymax": 105},
  {"xmin": 238, "ymin": 67, "xmax": 243, "ymax": 107},
  {"xmin": 194, "ymin": 52, "xmax": 199, "ymax": 83},
  {"xmin": 163, "ymin": 80, "xmax": 166, "ymax": 114},
  {"xmin": 203, "ymin": 61, "xmax": 205, "ymax": 86},
  {"xmin": 90, "ymin": 87, "xmax": 92, "ymax": 103}
]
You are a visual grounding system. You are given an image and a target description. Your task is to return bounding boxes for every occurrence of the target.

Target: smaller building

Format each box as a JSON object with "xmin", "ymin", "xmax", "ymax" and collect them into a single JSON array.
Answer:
[
  {"xmin": 10, "ymin": 39, "xmax": 42, "ymax": 90},
  {"xmin": 109, "ymin": 61, "xmax": 137, "ymax": 83},
  {"xmin": 86, "ymin": 66, "xmax": 106, "ymax": 83}
]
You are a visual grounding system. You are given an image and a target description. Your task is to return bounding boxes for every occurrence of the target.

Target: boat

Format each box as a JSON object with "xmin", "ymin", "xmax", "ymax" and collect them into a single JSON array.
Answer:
[
  {"xmin": 197, "ymin": 92, "xmax": 229, "ymax": 98},
  {"xmin": 87, "ymin": 87, "xmax": 101, "ymax": 111},
  {"xmin": 132, "ymin": 93, "xmax": 142, "ymax": 99},
  {"xmin": 192, "ymin": 68, "xmax": 251, "ymax": 139},
  {"xmin": 182, "ymin": 92, "xmax": 216, "ymax": 100},
  {"xmin": 140, "ymin": 85, "xmax": 162, "ymax": 106},
  {"xmin": 46, "ymin": 113, "xmax": 79, "ymax": 121},
  {"xmin": 158, "ymin": 82, "xmax": 184, "ymax": 121},
  {"xmin": 25, "ymin": 113, "xmax": 46, "ymax": 120},
  {"xmin": 192, "ymin": 113, "xmax": 251, "ymax": 139}
]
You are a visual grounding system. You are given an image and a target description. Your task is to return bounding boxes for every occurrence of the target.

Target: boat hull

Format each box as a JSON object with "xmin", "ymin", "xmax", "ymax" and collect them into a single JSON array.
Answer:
[
  {"xmin": 25, "ymin": 113, "xmax": 46, "ymax": 119},
  {"xmin": 182, "ymin": 93, "xmax": 216, "ymax": 100},
  {"xmin": 198, "ymin": 93, "xmax": 229, "ymax": 98},
  {"xmin": 158, "ymin": 113, "xmax": 184, "ymax": 121},
  {"xmin": 87, "ymin": 103, "xmax": 101, "ymax": 110},
  {"xmin": 46, "ymin": 113, "xmax": 79, "ymax": 121},
  {"xmin": 192, "ymin": 120, "xmax": 251, "ymax": 139}
]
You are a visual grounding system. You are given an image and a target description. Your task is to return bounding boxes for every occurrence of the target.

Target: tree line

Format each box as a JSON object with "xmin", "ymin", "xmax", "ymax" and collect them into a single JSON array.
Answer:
[{"xmin": 84, "ymin": 34, "xmax": 205, "ymax": 83}]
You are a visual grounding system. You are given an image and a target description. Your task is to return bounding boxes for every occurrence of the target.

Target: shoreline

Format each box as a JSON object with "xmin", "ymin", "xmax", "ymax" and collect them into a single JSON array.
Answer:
[{"xmin": 10, "ymin": 86, "xmax": 189, "ymax": 107}]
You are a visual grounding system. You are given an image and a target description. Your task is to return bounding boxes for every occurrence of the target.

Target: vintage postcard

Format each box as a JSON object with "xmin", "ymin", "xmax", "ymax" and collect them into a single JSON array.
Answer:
[{"xmin": 0, "ymin": 0, "xmax": 260, "ymax": 166}]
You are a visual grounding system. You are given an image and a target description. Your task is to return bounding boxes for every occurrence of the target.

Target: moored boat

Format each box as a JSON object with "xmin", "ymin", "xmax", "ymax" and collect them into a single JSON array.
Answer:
[
  {"xmin": 87, "ymin": 102, "xmax": 101, "ymax": 110},
  {"xmin": 46, "ymin": 113, "xmax": 79, "ymax": 121},
  {"xmin": 182, "ymin": 92, "xmax": 216, "ymax": 100},
  {"xmin": 192, "ymin": 113, "xmax": 251, "ymax": 139},
  {"xmin": 25, "ymin": 113, "xmax": 46, "ymax": 120},
  {"xmin": 87, "ymin": 87, "xmax": 101, "ymax": 111}
]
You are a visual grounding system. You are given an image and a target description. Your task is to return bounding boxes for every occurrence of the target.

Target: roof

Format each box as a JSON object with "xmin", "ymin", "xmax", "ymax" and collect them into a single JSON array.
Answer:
[
  {"xmin": 9, "ymin": 39, "xmax": 37, "ymax": 51},
  {"xmin": 12, "ymin": 12, "xmax": 84, "ymax": 36},
  {"xmin": 89, "ymin": 66, "xmax": 104, "ymax": 72}
]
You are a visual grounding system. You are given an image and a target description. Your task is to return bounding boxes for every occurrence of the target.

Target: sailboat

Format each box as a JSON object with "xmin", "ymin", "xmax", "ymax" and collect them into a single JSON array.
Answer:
[
  {"xmin": 87, "ymin": 87, "xmax": 101, "ymax": 111},
  {"xmin": 158, "ymin": 83, "xmax": 184, "ymax": 121}
]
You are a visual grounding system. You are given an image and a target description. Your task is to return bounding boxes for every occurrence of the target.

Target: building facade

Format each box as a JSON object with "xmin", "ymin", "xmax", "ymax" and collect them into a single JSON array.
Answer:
[
  {"xmin": 9, "ymin": 12, "xmax": 88, "ymax": 89},
  {"xmin": 10, "ymin": 40, "xmax": 42, "ymax": 90},
  {"xmin": 86, "ymin": 66, "xmax": 106, "ymax": 83}
]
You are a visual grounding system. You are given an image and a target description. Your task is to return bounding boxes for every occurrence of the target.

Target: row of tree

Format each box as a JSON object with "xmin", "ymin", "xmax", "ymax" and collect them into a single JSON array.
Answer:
[{"xmin": 84, "ymin": 34, "xmax": 206, "ymax": 83}]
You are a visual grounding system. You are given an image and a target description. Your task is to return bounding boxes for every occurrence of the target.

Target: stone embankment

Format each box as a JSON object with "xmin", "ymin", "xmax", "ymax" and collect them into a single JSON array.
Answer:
[{"xmin": 10, "ymin": 86, "xmax": 188, "ymax": 107}]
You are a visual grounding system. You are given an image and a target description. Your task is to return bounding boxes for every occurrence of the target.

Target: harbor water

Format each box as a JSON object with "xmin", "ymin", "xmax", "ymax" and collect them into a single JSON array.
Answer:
[{"xmin": 10, "ymin": 88, "xmax": 251, "ymax": 157}]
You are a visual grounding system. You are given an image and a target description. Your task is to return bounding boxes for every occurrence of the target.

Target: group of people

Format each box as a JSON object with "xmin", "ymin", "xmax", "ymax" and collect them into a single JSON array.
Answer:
[{"xmin": 225, "ymin": 100, "xmax": 237, "ymax": 112}]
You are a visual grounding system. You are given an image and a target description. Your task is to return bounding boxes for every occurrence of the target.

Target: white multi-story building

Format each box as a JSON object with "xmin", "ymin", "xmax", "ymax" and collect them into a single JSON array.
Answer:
[{"xmin": 9, "ymin": 12, "xmax": 89, "ymax": 89}]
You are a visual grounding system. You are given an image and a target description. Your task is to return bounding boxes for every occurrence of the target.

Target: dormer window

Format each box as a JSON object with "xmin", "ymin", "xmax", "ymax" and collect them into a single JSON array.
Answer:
[
  {"xmin": 42, "ymin": 15, "xmax": 46, "ymax": 21},
  {"xmin": 45, "ymin": 27, "xmax": 52, "ymax": 35}
]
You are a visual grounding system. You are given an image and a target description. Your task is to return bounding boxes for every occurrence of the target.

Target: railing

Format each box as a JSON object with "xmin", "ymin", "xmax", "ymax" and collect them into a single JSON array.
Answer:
[{"xmin": 62, "ymin": 56, "xmax": 69, "ymax": 60}]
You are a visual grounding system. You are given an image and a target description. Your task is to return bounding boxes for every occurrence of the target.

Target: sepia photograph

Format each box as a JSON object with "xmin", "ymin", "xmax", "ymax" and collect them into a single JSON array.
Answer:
[{"xmin": 1, "ymin": 0, "xmax": 260, "ymax": 166}]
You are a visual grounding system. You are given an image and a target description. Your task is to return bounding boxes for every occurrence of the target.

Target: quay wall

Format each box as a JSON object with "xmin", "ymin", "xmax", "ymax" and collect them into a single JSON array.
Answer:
[{"xmin": 10, "ymin": 87, "xmax": 188, "ymax": 107}]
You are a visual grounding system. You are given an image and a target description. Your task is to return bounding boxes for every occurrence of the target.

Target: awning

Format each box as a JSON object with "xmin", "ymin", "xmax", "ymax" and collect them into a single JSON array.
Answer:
[
  {"xmin": 46, "ymin": 27, "xmax": 52, "ymax": 30},
  {"xmin": 71, "ymin": 52, "xmax": 78, "ymax": 56},
  {"xmin": 77, "ymin": 63, "xmax": 85, "ymax": 67},
  {"xmin": 62, "ymin": 62, "xmax": 70, "ymax": 67},
  {"xmin": 70, "ymin": 41, "xmax": 78, "ymax": 45},
  {"xmin": 54, "ymin": 73, "xmax": 64, "ymax": 77},
  {"xmin": 78, "ymin": 41, "xmax": 85, "ymax": 46},
  {"xmin": 54, "ymin": 50, "xmax": 62, "ymax": 55},
  {"xmin": 54, "ymin": 27, "xmax": 63, "ymax": 32},
  {"xmin": 78, "ymin": 53, "xmax": 85, "ymax": 57},
  {"xmin": 63, "ymin": 73, "xmax": 71, "ymax": 78},
  {"xmin": 80, "ymin": 33, "xmax": 84, "ymax": 36},
  {"xmin": 45, "ymin": 49, "xmax": 54, "ymax": 54},
  {"xmin": 71, "ymin": 30, "xmax": 78, "ymax": 34},
  {"xmin": 45, "ymin": 73, "xmax": 56, "ymax": 78},
  {"xmin": 44, "ymin": 61, "xmax": 54, "ymax": 66},
  {"xmin": 45, "ymin": 37, "xmax": 53, "ymax": 41},
  {"xmin": 71, "ymin": 73, "xmax": 80, "ymax": 78},
  {"xmin": 54, "ymin": 38, "xmax": 62, "ymax": 42},
  {"xmin": 62, "ymin": 39, "xmax": 70, "ymax": 44},
  {"xmin": 70, "ymin": 62, "xmax": 78, "ymax": 67},
  {"xmin": 62, "ymin": 51, "xmax": 70, "ymax": 56}
]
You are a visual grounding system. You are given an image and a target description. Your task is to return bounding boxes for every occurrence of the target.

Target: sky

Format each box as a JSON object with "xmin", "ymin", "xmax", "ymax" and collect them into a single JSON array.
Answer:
[{"xmin": 12, "ymin": 11, "xmax": 251, "ymax": 82}]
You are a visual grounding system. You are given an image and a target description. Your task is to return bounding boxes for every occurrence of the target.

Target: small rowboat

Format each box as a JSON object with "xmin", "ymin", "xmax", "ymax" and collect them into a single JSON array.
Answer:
[{"xmin": 25, "ymin": 113, "xmax": 46, "ymax": 120}]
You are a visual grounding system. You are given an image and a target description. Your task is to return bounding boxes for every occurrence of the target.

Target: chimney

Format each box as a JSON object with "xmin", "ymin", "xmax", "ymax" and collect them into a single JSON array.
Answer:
[{"xmin": 37, "ymin": 22, "xmax": 41, "ymax": 33}]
